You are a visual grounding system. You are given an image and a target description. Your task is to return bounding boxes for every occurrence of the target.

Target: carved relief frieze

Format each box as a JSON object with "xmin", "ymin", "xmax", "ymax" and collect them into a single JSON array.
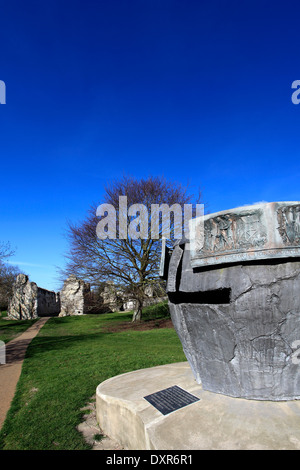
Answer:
[
  {"xmin": 277, "ymin": 204, "xmax": 300, "ymax": 246},
  {"xmin": 189, "ymin": 202, "xmax": 300, "ymax": 268},
  {"xmin": 202, "ymin": 209, "xmax": 267, "ymax": 255}
]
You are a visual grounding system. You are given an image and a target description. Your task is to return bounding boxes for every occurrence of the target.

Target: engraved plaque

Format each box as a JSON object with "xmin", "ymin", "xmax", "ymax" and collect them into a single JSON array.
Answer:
[{"xmin": 144, "ymin": 385, "xmax": 200, "ymax": 415}]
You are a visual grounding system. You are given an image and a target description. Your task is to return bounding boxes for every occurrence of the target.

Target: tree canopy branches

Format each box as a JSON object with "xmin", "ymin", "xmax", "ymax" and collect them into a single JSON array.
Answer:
[{"xmin": 61, "ymin": 175, "xmax": 202, "ymax": 321}]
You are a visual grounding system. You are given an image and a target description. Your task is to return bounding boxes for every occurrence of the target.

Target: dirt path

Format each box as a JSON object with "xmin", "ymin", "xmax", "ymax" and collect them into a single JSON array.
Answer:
[{"xmin": 0, "ymin": 317, "xmax": 50, "ymax": 430}]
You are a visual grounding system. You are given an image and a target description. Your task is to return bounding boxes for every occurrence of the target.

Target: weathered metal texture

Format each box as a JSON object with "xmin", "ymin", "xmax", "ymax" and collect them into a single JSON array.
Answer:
[
  {"xmin": 162, "ymin": 202, "xmax": 300, "ymax": 401},
  {"xmin": 189, "ymin": 201, "xmax": 300, "ymax": 268}
]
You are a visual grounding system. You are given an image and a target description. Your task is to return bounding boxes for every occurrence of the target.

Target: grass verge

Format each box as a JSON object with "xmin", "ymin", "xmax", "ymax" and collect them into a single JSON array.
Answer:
[
  {"xmin": 0, "ymin": 311, "xmax": 39, "ymax": 344},
  {"xmin": 0, "ymin": 303, "xmax": 185, "ymax": 450}
]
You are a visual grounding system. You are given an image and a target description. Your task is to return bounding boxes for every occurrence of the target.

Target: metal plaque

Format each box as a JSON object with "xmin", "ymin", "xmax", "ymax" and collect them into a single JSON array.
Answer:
[{"xmin": 144, "ymin": 385, "xmax": 200, "ymax": 415}]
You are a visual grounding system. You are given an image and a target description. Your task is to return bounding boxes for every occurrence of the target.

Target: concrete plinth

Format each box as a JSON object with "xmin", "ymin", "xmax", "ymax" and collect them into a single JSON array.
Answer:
[{"xmin": 96, "ymin": 362, "xmax": 300, "ymax": 450}]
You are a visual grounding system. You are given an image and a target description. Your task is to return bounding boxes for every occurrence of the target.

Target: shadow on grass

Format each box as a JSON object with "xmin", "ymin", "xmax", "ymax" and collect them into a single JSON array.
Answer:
[
  {"xmin": 0, "ymin": 319, "xmax": 38, "ymax": 331},
  {"xmin": 0, "ymin": 319, "xmax": 39, "ymax": 345},
  {"xmin": 3, "ymin": 303, "xmax": 171, "ymax": 364},
  {"xmin": 24, "ymin": 331, "xmax": 110, "ymax": 359},
  {"xmin": 2, "ymin": 332, "xmax": 108, "ymax": 365}
]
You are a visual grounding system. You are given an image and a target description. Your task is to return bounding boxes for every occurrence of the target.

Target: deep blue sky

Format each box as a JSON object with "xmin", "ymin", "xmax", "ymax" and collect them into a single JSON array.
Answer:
[{"xmin": 1, "ymin": 0, "xmax": 300, "ymax": 291}]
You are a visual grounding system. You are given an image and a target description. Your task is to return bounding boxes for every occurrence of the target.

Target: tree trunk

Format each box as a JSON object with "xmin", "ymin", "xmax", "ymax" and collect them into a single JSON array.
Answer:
[{"xmin": 132, "ymin": 298, "xmax": 143, "ymax": 322}]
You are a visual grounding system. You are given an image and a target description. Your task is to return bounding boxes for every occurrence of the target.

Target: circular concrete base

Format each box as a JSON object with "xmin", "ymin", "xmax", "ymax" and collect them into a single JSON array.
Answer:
[{"xmin": 96, "ymin": 362, "xmax": 300, "ymax": 450}]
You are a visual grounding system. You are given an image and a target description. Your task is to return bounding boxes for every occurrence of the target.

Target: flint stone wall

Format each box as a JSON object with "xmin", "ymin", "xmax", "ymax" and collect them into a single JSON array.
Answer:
[
  {"xmin": 7, "ymin": 274, "xmax": 90, "ymax": 319},
  {"xmin": 100, "ymin": 281, "xmax": 165, "ymax": 313},
  {"xmin": 101, "ymin": 281, "xmax": 124, "ymax": 313},
  {"xmin": 8, "ymin": 274, "xmax": 60, "ymax": 320},
  {"xmin": 163, "ymin": 202, "xmax": 300, "ymax": 401},
  {"xmin": 59, "ymin": 275, "xmax": 90, "ymax": 317}
]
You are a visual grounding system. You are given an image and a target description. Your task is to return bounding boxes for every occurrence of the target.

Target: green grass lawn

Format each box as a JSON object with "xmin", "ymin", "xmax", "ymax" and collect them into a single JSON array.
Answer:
[
  {"xmin": 0, "ymin": 311, "xmax": 38, "ymax": 344},
  {"xmin": 0, "ymin": 303, "xmax": 186, "ymax": 450}
]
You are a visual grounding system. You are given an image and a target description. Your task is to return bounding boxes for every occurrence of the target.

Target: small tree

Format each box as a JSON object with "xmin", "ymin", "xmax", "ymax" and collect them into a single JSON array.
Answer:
[
  {"xmin": 0, "ymin": 262, "xmax": 23, "ymax": 310},
  {"xmin": 61, "ymin": 175, "xmax": 202, "ymax": 321},
  {"xmin": 0, "ymin": 242, "xmax": 23, "ymax": 311}
]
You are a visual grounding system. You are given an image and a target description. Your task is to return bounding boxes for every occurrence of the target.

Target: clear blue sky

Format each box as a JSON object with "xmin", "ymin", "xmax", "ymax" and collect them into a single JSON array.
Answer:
[{"xmin": 1, "ymin": 0, "xmax": 300, "ymax": 291}]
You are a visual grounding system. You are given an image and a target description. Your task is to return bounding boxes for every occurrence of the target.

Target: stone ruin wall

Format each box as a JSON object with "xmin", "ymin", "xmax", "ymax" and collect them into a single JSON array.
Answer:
[
  {"xmin": 59, "ymin": 275, "xmax": 90, "ymax": 317},
  {"xmin": 7, "ymin": 274, "xmax": 90, "ymax": 320},
  {"xmin": 37, "ymin": 287, "xmax": 60, "ymax": 317},
  {"xmin": 7, "ymin": 274, "xmax": 166, "ymax": 320},
  {"xmin": 8, "ymin": 274, "xmax": 60, "ymax": 320},
  {"xmin": 101, "ymin": 281, "xmax": 167, "ymax": 313}
]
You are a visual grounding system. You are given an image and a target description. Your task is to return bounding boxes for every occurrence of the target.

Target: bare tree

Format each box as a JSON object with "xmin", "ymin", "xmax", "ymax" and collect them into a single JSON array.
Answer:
[
  {"xmin": 0, "ymin": 242, "xmax": 14, "ymax": 261},
  {"xmin": 61, "ymin": 175, "xmax": 202, "ymax": 321},
  {"xmin": 0, "ymin": 262, "xmax": 24, "ymax": 310},
  {"xmin": 0, "ymin": 242, "xmax": 23, "ymax": 310}
]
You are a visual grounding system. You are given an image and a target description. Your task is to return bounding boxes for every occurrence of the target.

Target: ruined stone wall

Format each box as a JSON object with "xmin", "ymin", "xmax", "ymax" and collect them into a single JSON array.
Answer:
[
  {"xmin": 59, "ymin": 275, "xmax": 90, "ymax": 317},
  {"xmin": 37, "ymin": 288, "xmax": 60, "ymax": 317},
  {"xmin": 101, "ymin": 281, "xmax": 123, "ymax": 313},
  {"xmin": 101, "ymin": 281, "xmax": 166, "ymax": 313},
  {"xmin": 7, "ymin": 274, "xmax": 163, "ymax": 319},
  {"xmin": 8, "ymin": 274, "xmax": 93, "ymax": 319},
  {"xmin": 8, "ymin": 274, "xmax": 61, "ymax": 320}
]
